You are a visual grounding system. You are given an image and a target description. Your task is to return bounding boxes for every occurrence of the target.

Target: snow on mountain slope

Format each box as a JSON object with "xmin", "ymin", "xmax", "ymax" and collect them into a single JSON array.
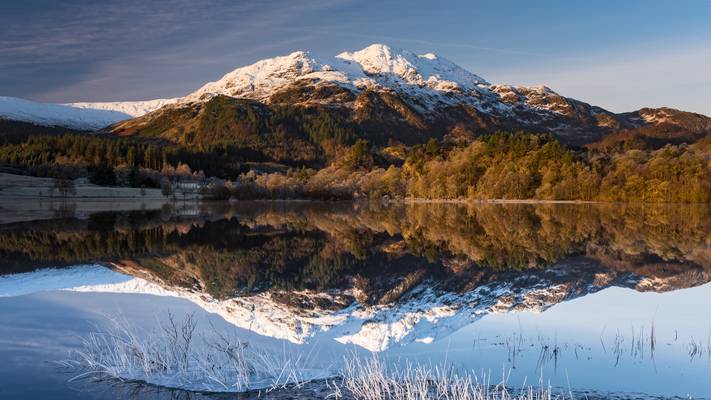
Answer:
[
  {"xmin": 68, "ymin": 98, "xmax": 179, "ymax": 118},
  {"xmin": 0, "ymin": 96, "xmax": 134, "ymax": 130}
]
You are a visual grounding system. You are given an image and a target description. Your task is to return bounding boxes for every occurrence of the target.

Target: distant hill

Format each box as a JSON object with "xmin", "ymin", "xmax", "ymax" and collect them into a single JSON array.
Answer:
[
  {"xmin": 0, "ymin": 96, "xmax": 176, "ymax": 131},
  {"xmin": 590, "ymin": 107, "xmax": 711, "ymax": 151}
]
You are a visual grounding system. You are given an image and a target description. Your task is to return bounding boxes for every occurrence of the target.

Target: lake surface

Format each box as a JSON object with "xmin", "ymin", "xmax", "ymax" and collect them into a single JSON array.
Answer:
[{"xmin": 1, "ymin": 200, "xmax": 711, "ymax": 399}]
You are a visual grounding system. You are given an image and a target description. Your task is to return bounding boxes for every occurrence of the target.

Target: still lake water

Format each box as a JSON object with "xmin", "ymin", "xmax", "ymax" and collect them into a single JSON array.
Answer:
[{"xmin": 1, "ymin": 200, "xmax": 710, "ymax": 399}]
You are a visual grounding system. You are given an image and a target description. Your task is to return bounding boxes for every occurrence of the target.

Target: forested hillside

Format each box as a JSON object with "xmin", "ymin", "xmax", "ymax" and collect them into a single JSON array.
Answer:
[{"xmin": 3, "ymin": 120, "xmax": 711, "ymax": 202}]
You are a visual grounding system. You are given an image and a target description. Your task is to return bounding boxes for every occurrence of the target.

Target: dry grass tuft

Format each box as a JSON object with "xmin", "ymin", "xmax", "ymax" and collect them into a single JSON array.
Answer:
[{"xmin": 59, "ymin": 313, "xmax": 327, "ymax": 392}]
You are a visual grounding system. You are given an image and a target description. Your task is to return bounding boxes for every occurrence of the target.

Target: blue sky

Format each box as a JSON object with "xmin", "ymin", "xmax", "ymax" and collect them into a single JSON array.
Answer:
[{"xmin": 1, "ymin": 0, "xmax": 709, "ymax": 115}]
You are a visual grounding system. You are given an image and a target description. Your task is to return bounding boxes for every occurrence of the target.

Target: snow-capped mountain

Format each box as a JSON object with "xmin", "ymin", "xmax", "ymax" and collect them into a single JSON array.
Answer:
[
  {"xmin": 0, "ymin": 96, "xmax": 177, "ymax": 130},
  {"xmin": 182, "ymin": 43, "xmax": 573, "ymax": 117},
  {"xmin": 112, "ymin": 44, "xmax": 648, "ymax": 145},
  {"xmin": 185, "ymin": 44, "xmax": 488, "ymax": 102},
  {"xmin": 4, "ymin": 44, "xmax": 709, "ymax": 144}
]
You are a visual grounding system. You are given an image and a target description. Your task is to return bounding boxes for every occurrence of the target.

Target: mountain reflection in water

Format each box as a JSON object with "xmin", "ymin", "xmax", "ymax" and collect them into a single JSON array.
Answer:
[
  {"xmin": 2, "ymin": 201, "xmax": 711, "ymax": 398},
  {"xmin": 2, "ymin": 201, "xmax": 710, "ymax": 297}
]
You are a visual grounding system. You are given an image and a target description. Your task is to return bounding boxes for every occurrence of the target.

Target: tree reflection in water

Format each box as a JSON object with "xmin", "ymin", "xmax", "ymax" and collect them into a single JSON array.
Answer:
[{"xmin": 1, "ymin": 202, "xmax": 710, "ymax": 303}]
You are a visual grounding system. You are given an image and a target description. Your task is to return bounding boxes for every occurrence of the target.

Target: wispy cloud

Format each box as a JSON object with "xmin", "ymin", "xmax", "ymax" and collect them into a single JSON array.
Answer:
[
  {"xmin": 1, "ymin": 0, "xmax": 349, "ymax": 101},
  {"xmin": 0, "ymin": 0, "xmax": 352, "ymax": 66}
]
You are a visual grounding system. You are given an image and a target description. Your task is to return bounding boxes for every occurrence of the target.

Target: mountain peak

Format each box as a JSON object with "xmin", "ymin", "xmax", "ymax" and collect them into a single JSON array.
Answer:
[
  {"xmin": 336, "ymin": 43, "xmax": 487, "ymax": 90},
  {"xmin": 183, "ymin": 43, "xmax": 489, "ymax": 102}
]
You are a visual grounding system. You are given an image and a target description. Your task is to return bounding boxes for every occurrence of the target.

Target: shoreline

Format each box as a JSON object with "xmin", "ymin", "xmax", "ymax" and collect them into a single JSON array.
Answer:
[
  {"xmin": 1, "ymin": 194, "xmax": 709, "ymax": 205},
  {"xmin": 402, "ymin": 197, "xmax": 601, "ymax": 204},
  {"xmin": 2, "ymin": 173, "xmax": 710, "ymax": 205}
]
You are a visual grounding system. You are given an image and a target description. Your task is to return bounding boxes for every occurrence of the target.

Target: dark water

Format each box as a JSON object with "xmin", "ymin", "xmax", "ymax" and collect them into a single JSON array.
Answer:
[{"xmin": 1, "ymin": 200, "xmax": 711, "ymax": 399}]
